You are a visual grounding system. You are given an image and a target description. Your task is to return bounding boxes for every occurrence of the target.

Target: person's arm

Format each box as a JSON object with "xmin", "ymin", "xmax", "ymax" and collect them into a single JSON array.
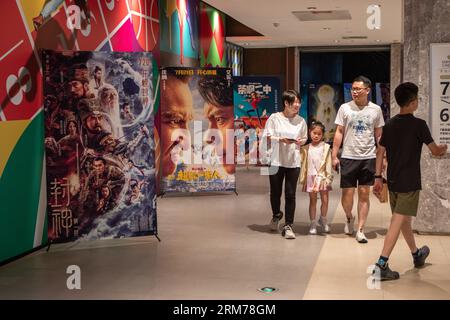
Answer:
[
  {"xmin": 374, "ymin": 126, "xmax": 383, "ymax": 146},
  {"xmin": 373, "ymin": 145, "xmax": 386, "ymax": 195},
  {"xmin": 295, "ymin": 120, "xmax": 308, "ymax": 146},
  {"xmin": 331, "ymin": 125, "xmax": 344, "ymax": 170},
  {"xmin": 427, "ymin": 142, "xmax": 448, "ymax": 156}
]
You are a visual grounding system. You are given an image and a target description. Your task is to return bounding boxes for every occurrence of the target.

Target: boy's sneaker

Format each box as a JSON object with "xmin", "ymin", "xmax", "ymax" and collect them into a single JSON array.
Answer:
[
  {"xmin": 318, "ymin": 217, "xmax": 330, "ymax": 233},
  {"xmin": 413, "ymin": 245, "xmax": 430, "ymax": 268},
  {"xmin": 269, "ymin": 212, "xmax": 283, "ymax": 231},
  {"xmin": 344, "ymin": 215, "xmax": 355, "ymax": 235},
  {"xmin": 282, "ymin": 225, "xmax": 296, "ymax": 239},
  {"xmin": 309, "ymin": 221, "xmax": 317, "ymax": 235},
  {"xmin": 356, "ymin": 230, "xmax": 368, "ymax": 243},
  {"xmin": 373, "ymin": 263, "xmax": 400, "ymax": 281}
]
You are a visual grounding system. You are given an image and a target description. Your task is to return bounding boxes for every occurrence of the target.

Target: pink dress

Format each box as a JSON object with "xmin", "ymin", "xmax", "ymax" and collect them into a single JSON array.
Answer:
[{"xmin": 305, "ymin": 142, "xmax": 332, "ymax": 192}]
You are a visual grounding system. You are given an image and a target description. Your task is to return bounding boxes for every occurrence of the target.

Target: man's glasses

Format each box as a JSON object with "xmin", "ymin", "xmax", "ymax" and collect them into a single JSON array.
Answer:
[{"xmin": 351, "ymin": 87, "xmax": 368, "ymax": 93}]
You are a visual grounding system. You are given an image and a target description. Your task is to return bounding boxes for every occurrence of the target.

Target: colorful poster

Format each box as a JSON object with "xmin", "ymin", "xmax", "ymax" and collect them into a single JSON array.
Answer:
[
  {"xmin": 0, "ymin": 0, "xmax": 160, "ymax": 262},
  {"xmin": 160, "ymin": 67, "xmax": 235, "ymax": 193},
  {"xmin": 233, "ymin": 76, "xmax": 280, "ymax": 164},
  {"xmin": 308, "ymin": 84, "xmax": 343, "ymax": 143},
  {"xmin": 43, "ymin": 50, "xmax": 157, "ymax": 242},
  {"xmin": 159, "ymin": 0, "xmax": 199, "ymax": 66},
  {"xmin": 375, "ymin": 83, "xmax": 391, "ymax": 121}
]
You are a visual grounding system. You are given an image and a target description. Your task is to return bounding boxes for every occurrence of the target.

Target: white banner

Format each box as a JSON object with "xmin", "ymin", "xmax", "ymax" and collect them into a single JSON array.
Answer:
[{"xmin": 430, "ymin": 43, "xmax": 450, "ymax": 150}]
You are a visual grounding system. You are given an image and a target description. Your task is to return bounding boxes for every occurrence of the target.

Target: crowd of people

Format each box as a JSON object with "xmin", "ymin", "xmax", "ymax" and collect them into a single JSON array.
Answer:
[{"xmin": 260, "ymin": 77, "xmax": 447, "ymax": 281}]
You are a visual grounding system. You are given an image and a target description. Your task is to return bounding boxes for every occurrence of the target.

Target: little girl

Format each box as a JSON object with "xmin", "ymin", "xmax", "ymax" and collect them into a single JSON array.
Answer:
[{"xmin": 299, "ymin": 121, "xmax": 333, "ymax": 234}]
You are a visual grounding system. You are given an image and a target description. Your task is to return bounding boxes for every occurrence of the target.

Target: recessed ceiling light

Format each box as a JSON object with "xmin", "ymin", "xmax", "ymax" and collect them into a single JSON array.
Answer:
[
  {"xmin": 375, "ymin": 39, "xmax": 381, "ymax": 42},
  {"xmin": 334, "ymin": 40, "xmax": 340, "ymax": 43},
  {"xmin": 323, "ymin": 27, "xmax": 331, "ymax": 30},
  {"xmin": 307, "ymin": 6, "xmax": 317, "ymax": 10}
]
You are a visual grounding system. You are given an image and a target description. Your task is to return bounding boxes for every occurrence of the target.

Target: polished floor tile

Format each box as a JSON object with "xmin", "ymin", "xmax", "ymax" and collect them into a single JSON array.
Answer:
[{"xmin": 0, "ymin": 166, "xmax": 449, "ymax": 300}]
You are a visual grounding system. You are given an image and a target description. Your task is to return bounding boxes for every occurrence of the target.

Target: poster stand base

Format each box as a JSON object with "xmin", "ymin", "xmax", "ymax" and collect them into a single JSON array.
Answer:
[
  {"xmin": 46, "ymin": 232, "xmax": 161, "ymax": 252},
  {"xmin": 46, "ymin": 239, "xmax": 52, "ymax": 252}
]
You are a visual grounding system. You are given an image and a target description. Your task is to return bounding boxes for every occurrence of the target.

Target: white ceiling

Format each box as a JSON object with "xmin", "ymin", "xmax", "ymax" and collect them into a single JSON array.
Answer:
[{"xmin": 204, "ymin": 0, "xmax": 403, "ymax": 48}]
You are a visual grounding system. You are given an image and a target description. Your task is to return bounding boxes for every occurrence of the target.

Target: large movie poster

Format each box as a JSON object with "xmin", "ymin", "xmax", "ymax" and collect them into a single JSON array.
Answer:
[
  {"xmin": 160, "ymin": 67, "xmax": 235, "ymax": 193},
  {"xmin": 43, "ymin": 50, "xmax": 157, "ymax": 242},
  {"xmin": 308, "ymin": 84, "xmax": 343, "ymax": 143},
  {"xmin": 233, "ymin": 76, "xmax": 280, "ymax": 164}
]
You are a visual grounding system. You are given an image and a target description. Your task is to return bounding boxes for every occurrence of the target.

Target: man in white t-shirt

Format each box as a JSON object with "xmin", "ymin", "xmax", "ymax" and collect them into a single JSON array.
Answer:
[{"xmin": 332, "ymin": 76, "xmax": 385, "ymax": 243}]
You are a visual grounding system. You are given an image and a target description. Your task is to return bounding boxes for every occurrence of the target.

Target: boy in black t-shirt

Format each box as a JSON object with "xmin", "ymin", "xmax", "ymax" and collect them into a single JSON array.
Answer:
[{"xmin": 372, "ymin": 82, "xmax": 447, "ymax": 281}]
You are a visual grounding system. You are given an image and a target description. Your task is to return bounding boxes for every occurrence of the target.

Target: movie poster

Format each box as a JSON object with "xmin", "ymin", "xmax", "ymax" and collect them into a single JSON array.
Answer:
[
  {"xmin": 43, "ymin": 50, "xmax": 157, "ymax": 242},
  {"xmin": 375, "ymin": 83, "xmax": 390, "ymax": 121},
  {"xmin": 233, "ymin": 76, "xmax": 280, "ymax": 164},
  {"xmin": 160, "ymin": 67, "xmax": 235, "ymax": 193},
  {"xmin": 308, "ymin": 84, "xmax": 343, "ymax": 143}
]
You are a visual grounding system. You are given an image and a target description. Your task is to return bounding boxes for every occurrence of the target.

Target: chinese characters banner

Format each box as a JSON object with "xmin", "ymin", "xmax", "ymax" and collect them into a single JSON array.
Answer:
[
  {"xmin": 43, "ymin": 50, "xmax": 157, "ymax": 241},
  {"xmin": 160, "ymin": 67, "xmax": 235, "ymax": 193},
  {"xmin": 233, "ymin": 76, "xmax": 280, "ymax": 165}
]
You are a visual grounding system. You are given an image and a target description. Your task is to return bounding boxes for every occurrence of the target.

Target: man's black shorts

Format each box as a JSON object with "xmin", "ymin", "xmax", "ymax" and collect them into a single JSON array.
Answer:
[{"xmin": 340, "ymin": 158, "xmax": 376, "ymax": 188}]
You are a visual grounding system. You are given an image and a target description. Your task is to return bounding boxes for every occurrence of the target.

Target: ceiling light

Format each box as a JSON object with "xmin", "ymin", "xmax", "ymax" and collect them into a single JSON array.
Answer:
[
  {"xmin": 323, "ymin": 27, "xmax": 331, "ymax": 30},
  {"xmin": 307, "ymin": 6, "xmax": 317, "ymax": 10},
  {"xmin": 375, "ymin": 39, "xmax": 381, "ymax": 42}
]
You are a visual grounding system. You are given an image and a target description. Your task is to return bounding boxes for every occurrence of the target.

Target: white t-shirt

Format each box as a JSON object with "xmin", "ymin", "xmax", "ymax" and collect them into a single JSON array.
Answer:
[
  {"xmin": 262, "ymin": 112, "xmax": 308, "ymax": 168},
  {"xmin": 307, "ymin": 142, "xmax": 325, "ymax": 176},
  {"xmin": 335, "ymin": 100, "xmax": 384, "ymax": 159}
]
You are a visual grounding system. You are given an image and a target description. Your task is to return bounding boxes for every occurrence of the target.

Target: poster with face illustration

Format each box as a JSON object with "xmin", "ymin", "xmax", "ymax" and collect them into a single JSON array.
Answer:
[
  {"xmin": 308, "ymin": 84, "xmax": 343, "ymax": 143},
  {"xmin": 43, "ymin": 50, "xmax": 157, "ymax": 242},
  {"xmin": 160, "ymin": 67, "xmax": 235, "ymax": 193}
]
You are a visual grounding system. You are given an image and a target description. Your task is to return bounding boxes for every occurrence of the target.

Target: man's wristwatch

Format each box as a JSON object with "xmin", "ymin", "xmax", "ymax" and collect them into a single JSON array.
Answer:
[{"xmin": 374, "ymin": 175, "xmax": 383, "ymax": 179}]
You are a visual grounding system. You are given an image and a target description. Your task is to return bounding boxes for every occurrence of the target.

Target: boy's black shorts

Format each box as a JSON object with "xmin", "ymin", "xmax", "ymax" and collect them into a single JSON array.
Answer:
[{"xmin": 340, "ymin": 158, "xmax": 376, "ymax": 188}]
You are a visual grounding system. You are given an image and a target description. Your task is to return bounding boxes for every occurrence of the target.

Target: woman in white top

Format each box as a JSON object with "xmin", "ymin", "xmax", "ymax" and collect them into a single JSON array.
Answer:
[{"xmin": 262, "ymin": 90, "xmax": 308, "ymax": 239}]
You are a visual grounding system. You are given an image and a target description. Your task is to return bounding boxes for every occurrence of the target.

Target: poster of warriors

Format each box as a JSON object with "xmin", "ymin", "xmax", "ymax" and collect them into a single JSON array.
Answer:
[
  {"xmin": 160, "ymin": 67, "xmax": 236, "ymax": 193},
  {"xmin": 43, "ymin": 50, "xmax": 157, "ymax": 242}
]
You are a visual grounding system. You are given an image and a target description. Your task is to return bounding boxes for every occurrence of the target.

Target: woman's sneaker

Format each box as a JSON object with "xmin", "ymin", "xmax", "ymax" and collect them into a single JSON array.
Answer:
[
  {"xmin": 269, "ymin": 212, "xmax": 283, "ymax": 232},
  {"xmin": 317, "ymin": 217, "xmax": 330, "ymax": 233},
  {"xmin": 309, "ymin": 221, "xmax": 317, "ymax": 235},
  {"xmin": 413, "ymin": 245, "xmax": 430, "ymax": 268},
  {"xmin": 282, "ymin": 225, "xmax": 296, "ymax": 239}
]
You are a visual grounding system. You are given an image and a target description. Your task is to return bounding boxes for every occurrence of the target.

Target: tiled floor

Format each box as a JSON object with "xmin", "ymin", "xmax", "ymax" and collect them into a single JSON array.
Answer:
[{"xmin": 0, "ymin": 166, "xmax": 449, "ymax": 299}]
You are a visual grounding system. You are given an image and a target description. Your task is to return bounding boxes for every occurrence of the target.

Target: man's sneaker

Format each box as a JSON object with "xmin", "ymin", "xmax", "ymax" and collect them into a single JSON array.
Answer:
[
  {"xmin": 356, "ymin": 230, "xmax": 368, "ymax": 243},
  {"xmin": 414, "ymin": 245, "xmax": 430, "ymax": 268},
  {"xmin": 344, "ymin": 216, "xmax": 355, "ymax": 235},
  {"xmin": 269, "ymin": 212, "xmax": 283, "ymax": 232},
  {"xmin": 282, "ymin": 225, "xmax": 296, "ymax": 239},
  {"xmin": 373, "ymin": 263, "xmax": 400, "ymax": 281},
  {"xmin": 309, "ymin": 221, "xmax": 317, "ymax": 235},
  {"xmin": 317, "ymin": 217, "xmax": 330, "ymax": 233}
]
